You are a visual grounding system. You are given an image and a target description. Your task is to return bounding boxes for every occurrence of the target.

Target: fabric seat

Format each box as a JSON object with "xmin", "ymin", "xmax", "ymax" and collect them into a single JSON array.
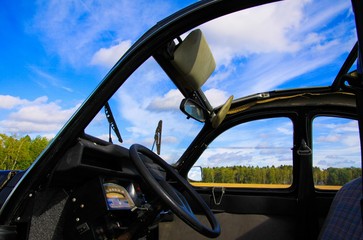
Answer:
[{"xmin": 319, "ymin": 177, "xmax": 363, "ymax": 240}]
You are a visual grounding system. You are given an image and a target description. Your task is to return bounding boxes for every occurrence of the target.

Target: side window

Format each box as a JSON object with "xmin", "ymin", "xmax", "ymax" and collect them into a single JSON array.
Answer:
[
  {"xmin": 190, "ymin": 117, "xmax": 293, "ymax": 188},
  {"xmin": 312, "ymin": 116, "xmax": 361, "ymax": 190}
]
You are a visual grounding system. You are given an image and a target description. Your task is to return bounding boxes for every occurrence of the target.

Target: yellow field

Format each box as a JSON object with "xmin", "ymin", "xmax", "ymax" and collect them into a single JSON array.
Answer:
[
  {"xmin": 314, "ymin": 185, "xmax": 342, "ymax": 190},
  {"xmin": 191, "ymin": 182, "xmax": 342, "ymax": 190}
]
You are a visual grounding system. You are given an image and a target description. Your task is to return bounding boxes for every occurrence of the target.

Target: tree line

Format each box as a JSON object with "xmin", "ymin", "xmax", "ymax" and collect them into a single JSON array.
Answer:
[
  {"xmin": 0, "ymin": 134, "xmax": 50, "ymax": 170},
  {"xmin": 0, "ymin": 133, "xmax": 361, "ymax": 186},
  {"xmin": 202, "ymin": 165, "xmax": 361, "ymax": 186}
]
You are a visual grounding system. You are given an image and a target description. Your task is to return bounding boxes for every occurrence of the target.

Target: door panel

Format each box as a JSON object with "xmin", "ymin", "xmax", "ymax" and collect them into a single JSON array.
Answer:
[{"xmin": 159, "ymin": 191, "xmax": 298, "ymax": 240}]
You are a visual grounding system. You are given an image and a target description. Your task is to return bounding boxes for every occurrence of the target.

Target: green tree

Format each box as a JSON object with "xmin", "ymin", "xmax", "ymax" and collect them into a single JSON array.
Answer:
[
  {"xmin": 0, "ymin": 134, "xmax": 50, "ymax": 170},
  {"xmin": 199, "ymin": 165, "xmax": 359, "ymax": 186},
  {"xmin": 267, "ymin": 166, "xmax": 277, "ymax": 184},
  {"xmin": 203, "ymin": 168, "xmax": 215, "ymax": 182},
  {"xmin": 29, "ymin": 136, "xmax": 49, "ymax": 161}
]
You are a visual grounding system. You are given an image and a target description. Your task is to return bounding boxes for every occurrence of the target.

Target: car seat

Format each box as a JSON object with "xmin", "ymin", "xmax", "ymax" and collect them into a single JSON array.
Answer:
[{"xmin": 318, "ymin": 177, "xmax": 363, "ymax": 239}]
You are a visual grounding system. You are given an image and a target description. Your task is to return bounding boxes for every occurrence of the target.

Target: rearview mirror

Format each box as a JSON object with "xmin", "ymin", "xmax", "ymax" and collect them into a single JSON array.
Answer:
[
  {"xmin": 188, "ymin": 166, "xmax": 203, "ymax": 182},
  {"xmin": 180, "ymin": 99, "xmax": 207, "ymax": 122}
]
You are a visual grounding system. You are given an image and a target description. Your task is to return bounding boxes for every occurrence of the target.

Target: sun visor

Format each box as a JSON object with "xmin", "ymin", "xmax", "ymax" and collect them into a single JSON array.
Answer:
[
  {"xmin": 212, "ymin": 95, "xmax": 233, "ymax": 128},
  {"xmin": 172, "ymin": 29, "xmax": 216, "ymax": 91}
]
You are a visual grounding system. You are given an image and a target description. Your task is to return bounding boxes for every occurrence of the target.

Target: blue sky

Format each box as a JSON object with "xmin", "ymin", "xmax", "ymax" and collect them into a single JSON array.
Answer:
[
  {"xmin": 0, "ymin": 0, "xmax": 360, "ymax": 169},
  {"xmin": 0, "ymin": 0, "xmax": 194, "ymax": 138}
]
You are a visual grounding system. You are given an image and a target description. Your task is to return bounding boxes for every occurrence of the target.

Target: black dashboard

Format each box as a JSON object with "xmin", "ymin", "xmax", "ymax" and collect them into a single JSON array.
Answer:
[
  {"xmin": 54, "ymin": 137, "xmax": 139, "ymax": 185},
  {"xmin": 51, "ymin": 137, "xmax": 158, "ymax": 239}
]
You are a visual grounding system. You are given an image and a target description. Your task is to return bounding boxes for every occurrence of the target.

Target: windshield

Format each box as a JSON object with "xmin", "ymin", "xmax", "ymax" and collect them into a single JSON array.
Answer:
[
  {"xmin": 0, "ymin": 0, "xmax": 356, "ymax": 143},
  {"xmin": 85, "ymin": 0, "xmax": 356, "ymax": 165},
  {"xmin": 85, "ymin": 58, "xmax": 203, "ymax": 164}
]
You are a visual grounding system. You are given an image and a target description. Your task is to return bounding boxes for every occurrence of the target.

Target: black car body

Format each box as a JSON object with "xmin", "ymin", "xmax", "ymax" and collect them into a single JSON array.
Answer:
[{"xmin": 0, "ymin": 0, "xmax": 362, "ymax": 239}]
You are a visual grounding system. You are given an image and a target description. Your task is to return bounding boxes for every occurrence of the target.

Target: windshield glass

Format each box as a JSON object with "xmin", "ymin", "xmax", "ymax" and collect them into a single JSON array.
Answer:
[
  {"xmin": 85, "ymin": 58, "xmax": 203, "ymax": 164},
  {"xmin": 85, "ymin": 0, "xmax": 356, "ymax": 165},
  {"xmin": 0, "ymin": 0, "xmax": 357, "ymax": 146}
]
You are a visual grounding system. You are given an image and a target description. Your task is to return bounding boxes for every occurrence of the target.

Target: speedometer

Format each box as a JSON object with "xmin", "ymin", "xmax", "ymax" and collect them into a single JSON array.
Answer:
[{"xmin": 103, "ymin": 183, "xmax": 135, "ymax": 210}]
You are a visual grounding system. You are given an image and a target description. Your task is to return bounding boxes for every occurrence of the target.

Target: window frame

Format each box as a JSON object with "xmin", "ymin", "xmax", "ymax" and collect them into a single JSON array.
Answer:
[
  {"xmin": 190, "ymin": 116, "xmax": 295, "ymax": 189},
  {"xmin": 310, "ymin": 113, "xmax": 361, "ymax": 191},
  {"xmin": 185, "ymin": 111, "xmax": 299, "ymax": 194}
]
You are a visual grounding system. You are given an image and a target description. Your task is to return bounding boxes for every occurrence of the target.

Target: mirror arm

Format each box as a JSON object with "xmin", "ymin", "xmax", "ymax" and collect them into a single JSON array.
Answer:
[{"xmin": 193, "ymin": 89, "xmax": 214, "ymax": 113}]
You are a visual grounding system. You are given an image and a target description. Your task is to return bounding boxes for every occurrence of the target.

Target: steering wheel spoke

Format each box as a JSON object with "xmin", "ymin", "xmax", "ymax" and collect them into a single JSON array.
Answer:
[{"xmin": 158, "ymin": 180, "xmax": 194, "ymax": 213}]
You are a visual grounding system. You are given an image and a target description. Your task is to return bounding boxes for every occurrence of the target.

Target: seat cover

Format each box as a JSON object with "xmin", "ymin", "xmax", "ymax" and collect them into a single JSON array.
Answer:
[{"xmin": 319, "ymin": 177, "xmax": 363, "ymax": 240}]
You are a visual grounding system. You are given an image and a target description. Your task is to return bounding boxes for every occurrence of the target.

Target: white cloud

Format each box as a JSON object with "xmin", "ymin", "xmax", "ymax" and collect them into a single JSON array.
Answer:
[
  {"xmin": 204, "ymin": 88, "xmax": 230, "ymax": 108},
  {"xmin": 315, "ymin": 120, "xmax": 359, "ymax": 147},
  {"xmin": 146, "ymin": 88, "xmax": 230, "ymax": 112},
  {"xmin": 277, "ymin": 127, "xmax": 293, "ymax": 136},
  {"xmin": 313, "ymin": 118, "xmax": 361, "ymax": 168},
  {"xmin": 196, "ymin": 0, "xmax": 355, "ymax": 97},
  {"xmin": 317, "ymin": 135, "xmax": 341, "ymax": 143},
  {"xmin": 30, "ymin": 66, "xmax": 73, "ymax": 92},
  {"xmin": 201, "ymin": 0, "xmax": 351, "ymax": 64},
  {"xmin": 32, "ymin": 0, "xmax": 177, "ymax": 67},
  {"xmin": 118, "ymin": 88, "xmax": 196, "ymax": 140},
  {"xmin": 193, "ymin": 118, "xmax": 293, "ymax": 167},
  {"xmin": 147, "ymin": 89, "xmax": 183, "ymax": 111},
  {"xmin": 91, "ymin": 40, "xmax": 132, "ymax": 68},
  {"xmin": 0, "ymin": 95, "xmax": 29, "ymax": 109},
  {"xmin": 298, "ymin": 0, "xmax": 351, "ymax": 34},
  {"xmin": 342, "ymin": 135, "xmax": 360, "ymax": 147},
  {"xmin": 0, "ymin": 95, "xmax": 80, "ymax": 137},
  {"xmin": 206, "ymin": 65, "xmax": 236, "ymax": 90},
  {"xmin": 201, "ymin": 0, "xmax": 308, "ymax": 65}
]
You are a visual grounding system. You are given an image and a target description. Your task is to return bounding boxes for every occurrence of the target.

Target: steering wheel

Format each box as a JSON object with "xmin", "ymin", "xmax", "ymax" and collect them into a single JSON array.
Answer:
[{"xmin": 129, "ymin": 144, "xmax": 220, "ymax": 238}]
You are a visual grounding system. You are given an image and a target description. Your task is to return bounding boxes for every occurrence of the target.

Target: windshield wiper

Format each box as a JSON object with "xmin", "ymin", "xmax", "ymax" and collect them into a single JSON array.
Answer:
[
  {"xmin": 104, "ymin": 102, "xmax": 123, "ymax": 143},
  {"xmin": 152, "ymin": 120, "xmax": 162, "ymax": 155}
]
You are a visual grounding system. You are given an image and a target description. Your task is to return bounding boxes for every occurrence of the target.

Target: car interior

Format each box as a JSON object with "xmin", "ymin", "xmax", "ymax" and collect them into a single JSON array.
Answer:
[{"xmin": 0, "ymin": 0, "xmax": 362, "ymax": 240}]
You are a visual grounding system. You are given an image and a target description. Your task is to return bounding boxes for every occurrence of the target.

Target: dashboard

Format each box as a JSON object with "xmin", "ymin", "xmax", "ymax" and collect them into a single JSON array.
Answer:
[
  {"xmin": 64, "ymin": 177, "xmax": 150, "ymax": 239},
  {"xmin": 51, "ymin": 137, "xmax": 159, "ymax": 239}
]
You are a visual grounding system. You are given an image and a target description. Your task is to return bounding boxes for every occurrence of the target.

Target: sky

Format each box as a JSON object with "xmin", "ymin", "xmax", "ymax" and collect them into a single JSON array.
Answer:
[
  {"xmin": 0, "ymin": 0, "xmax": 360, "ymax": 169},
  {"xmin": 0, "ymin": 0, "xmax": 195, "ymax": 138}
]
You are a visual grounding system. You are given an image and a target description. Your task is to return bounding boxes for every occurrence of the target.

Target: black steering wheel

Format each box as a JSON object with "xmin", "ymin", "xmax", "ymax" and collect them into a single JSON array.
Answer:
[{"xmin": 129, "ymin": 144, "xmax": 220, "ymax": 238}]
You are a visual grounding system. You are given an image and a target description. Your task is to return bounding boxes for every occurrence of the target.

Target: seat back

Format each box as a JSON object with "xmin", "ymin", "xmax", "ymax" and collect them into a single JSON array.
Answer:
[{"xmin": 319, "ymin": 177, "xmax": 363, "ymax": 239}]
